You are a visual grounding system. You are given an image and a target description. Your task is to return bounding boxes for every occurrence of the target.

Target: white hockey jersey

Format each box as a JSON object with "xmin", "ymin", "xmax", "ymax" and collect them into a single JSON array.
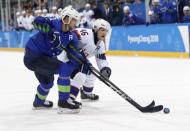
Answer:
[
  {"xmin": 75, "ymin": 28, "xmax": 109, "ymax": 70},
  {"xmin": 16, "ymin": 16, "xmax": 23, "ymax": 28}
]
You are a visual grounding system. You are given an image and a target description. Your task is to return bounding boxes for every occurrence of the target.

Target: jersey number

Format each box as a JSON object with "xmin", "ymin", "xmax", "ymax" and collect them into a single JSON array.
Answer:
[{"xmin": 80, "ymin": 29, "xmax": 88, "ymax": 36}]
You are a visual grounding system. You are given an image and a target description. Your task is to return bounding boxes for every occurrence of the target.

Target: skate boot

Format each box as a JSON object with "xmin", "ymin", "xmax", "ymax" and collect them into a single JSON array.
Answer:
[
  {"xmin": 70, "ymin": 97, "xmax": 82, "ymax": 109},
  {"xmin": 80, "ymin": 89, "xmax": 99, "ymax": 101},
  {"xmin": 33, "ymin": 100, "xmax": 53, "ymax": 110},
  {"xmin": 57, "ymin": 98, "xmax": 81, "ymax": 114}
]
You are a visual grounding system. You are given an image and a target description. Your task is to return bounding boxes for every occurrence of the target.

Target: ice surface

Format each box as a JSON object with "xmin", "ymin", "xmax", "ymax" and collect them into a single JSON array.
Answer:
[{"xmin": 0, "ymin": 51, "xmax": 190, "ymax": 131}]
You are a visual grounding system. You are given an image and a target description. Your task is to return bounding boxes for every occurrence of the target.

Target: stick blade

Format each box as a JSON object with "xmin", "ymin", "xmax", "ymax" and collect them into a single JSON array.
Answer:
[
  {"xmin": 146, "ymin": 100, "xmax": 155, "ymax": 108},
  {"xmin": 141, "ymin": 105, "xmax": 163, "ymax": 113}
]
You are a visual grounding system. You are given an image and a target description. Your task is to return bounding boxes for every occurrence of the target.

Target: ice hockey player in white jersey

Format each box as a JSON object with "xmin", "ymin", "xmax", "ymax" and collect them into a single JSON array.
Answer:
[{"xmin": 69, "ymin": 18, "xmax": 112, "ymax": 102}]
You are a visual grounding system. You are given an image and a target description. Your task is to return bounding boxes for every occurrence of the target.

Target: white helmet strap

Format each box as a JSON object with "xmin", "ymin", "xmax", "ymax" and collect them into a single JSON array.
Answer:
[{"xmin": 62, "ymin": 15, "xmax": 72, "ymax": 24}]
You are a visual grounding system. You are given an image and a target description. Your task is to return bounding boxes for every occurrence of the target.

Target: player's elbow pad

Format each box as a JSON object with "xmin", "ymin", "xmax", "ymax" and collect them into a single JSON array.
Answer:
[{"xmin": 33, "ymin": 16, "xmax": 51, "ymax": 33}]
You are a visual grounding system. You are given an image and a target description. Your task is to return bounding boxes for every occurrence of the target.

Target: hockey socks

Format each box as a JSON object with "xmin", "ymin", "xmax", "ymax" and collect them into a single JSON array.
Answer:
[
  {"xmin": 57, "ymin": 73, "xmax": 72, "ymax": 101},
  {"xmin": 70, "ymin": 85, "xmax": 80, "ymax": 99},
  {"xmin": 33, "ymin": 83, "xmax": 53, "ymax": 109}
]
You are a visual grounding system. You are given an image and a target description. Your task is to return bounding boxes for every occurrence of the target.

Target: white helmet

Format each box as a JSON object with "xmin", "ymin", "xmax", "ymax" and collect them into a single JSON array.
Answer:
[
  {"xmin": 93, "ymin": 18, "xmax": 111, "ymax": 32},
  {"xmin": 52, "ymin": 6, "xmax": 57, "ymax": 10},
  {"xmin": 16, "ymin": 12, "xmax": 20, "ymax": 16},
  {"xmin": 153, "ymin": 0, "xmax": 159, "ymax": 3},
  {"xmin": 42, "ymin": 9, "xmax": 48, "ymax": 13},
  {"xmin": 123, "ymin": 6, "xmax": 130, "ymax": 13},
  {"xmin": 183, "ymin": 6, "xmax": 190, "ymax": 11},
  {"xmin": 38, "ymin": 9, "xmax": 42, "ymax": 14},
  {"xmin": 85, "ymin": 3, "xmax": 91, "ymax": 8},
  {"xmin": 148, "ymin": 10, "xmax": 154, "ymax": 16},
  {"xmin": 21, "ymin": 10, "xmax": 26, "ymax": 15},
  {"xmin": 87, "ymin": 10, "xmax": 94, "ymax": 16},
  {"xmin": 58, "ymin": 8, "xmax": 62, "ymax": 13},
  {"xmin": 61, "ymin": 6, "xmax": 80, "ymax": 24}
]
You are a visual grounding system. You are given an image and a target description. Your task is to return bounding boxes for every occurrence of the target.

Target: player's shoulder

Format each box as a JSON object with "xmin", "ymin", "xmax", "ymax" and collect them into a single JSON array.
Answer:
[
  {"xmin": 95, "ymin": 40, "xmax": 106, "ymax": 54},
  {"xmin": 74, "ymin": 28, "xmax": 93, "ymax": 40},
  {"xmin": 50, "ymin": 18, "xmax": 62, "ymax": 24},
  {"xmin": 75, "ymin": 28, "xmax": 93, "ymax": 35},
  {"xmin": 98, "ymin": 40, "xmax": 106, "ymax": 48},
  {"xmin": 50, "ymin": 18, "xmax": 62, "ymax": 32}
]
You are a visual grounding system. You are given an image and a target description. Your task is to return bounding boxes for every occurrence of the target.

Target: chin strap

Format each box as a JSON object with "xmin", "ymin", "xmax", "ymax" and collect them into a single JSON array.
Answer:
[{"xmin": 62, "ymin": 24, "xmax": 70, "ymax": 32}]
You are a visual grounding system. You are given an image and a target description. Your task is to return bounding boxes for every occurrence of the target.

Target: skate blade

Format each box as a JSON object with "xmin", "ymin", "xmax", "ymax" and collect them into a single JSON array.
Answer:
[
  {"xmin": 79, "ymin": 105, "xmax": 82, "ymax": 109},
  {"xmin": 57, "ymin": 107, "xmax": 80, "ymax": 114},
  {"xmin": 81, "ymin": 99, "xmax": 99, "ymax": 102},
  {"xmin": 32, "ymin": 106, "xmax": 53, "ymax": 110}
]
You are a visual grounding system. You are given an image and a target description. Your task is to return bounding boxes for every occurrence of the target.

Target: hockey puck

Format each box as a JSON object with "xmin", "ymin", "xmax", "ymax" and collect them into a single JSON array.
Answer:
[{"xmin": 163, "ymin": 108, "xmax": 170, "ymax": 114}]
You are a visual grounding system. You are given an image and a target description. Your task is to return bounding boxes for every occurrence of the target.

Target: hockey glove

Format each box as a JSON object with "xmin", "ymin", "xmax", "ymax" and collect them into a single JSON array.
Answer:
[
  {"xmin": 100, "ymin": 67, "xmax": 111, "ymax": 79},
  {"xmin": 32, "ymin": 16, "xmax": 50, "ymax": 33},
  {"xmin": 80, "ymin": 58, "xmax": 92, "ymax": 75}
]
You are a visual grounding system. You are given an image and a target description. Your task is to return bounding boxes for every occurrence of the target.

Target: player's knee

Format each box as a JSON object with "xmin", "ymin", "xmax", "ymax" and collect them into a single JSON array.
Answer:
[
  {"xmin": 84, "ymin": 81, "xmax": 94, "ymax": 87},
  {"xmin": 23, "ymin": 55, "xmax": 34, "ymax": 71},
  {"xmin": 84, "ymin": 75, "xmax": 96, "ymax": 87},
  {"xmin": 71, "ymin": 72, "xmax": 86, "ymax": 88},
  {"xmin": 84, "ymin": 79, "xmax": 94, "ymax": 87},
  {"xmin": 41, "ymin": 82, "xmax": 54, "ymax": 89},
  {"xmin": 37, "ymin": 75, "xmax": 54, "ymax": 85},
  {"xmin": 58, "ymin": 63, "xmax": 71, "ymax": 76},
  {"xmin": 24, "ymin": 48, "xmax": 39, "ymax": 71}
]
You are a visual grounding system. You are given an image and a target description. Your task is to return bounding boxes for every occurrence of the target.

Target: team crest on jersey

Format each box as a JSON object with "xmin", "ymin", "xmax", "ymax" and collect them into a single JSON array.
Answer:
[{"xmin": 69, "ymin": 35, "xmax": 73, "ymax": 40}]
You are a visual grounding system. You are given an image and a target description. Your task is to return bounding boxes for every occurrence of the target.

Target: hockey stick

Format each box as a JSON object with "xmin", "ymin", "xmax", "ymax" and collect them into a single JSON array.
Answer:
[
  {"xmin": 57, "ymin": 44, "xmax": 163, "ymax": 113},
  {"xmin": 89, "ymin": 66, "xmax": 163, "ymax": 113}
]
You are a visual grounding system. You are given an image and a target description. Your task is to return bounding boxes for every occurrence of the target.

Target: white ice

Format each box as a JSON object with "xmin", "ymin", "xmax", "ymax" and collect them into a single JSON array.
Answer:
[{"xmin": 0, "ymin": 51, "xmax": 190, "ymax": 131}]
